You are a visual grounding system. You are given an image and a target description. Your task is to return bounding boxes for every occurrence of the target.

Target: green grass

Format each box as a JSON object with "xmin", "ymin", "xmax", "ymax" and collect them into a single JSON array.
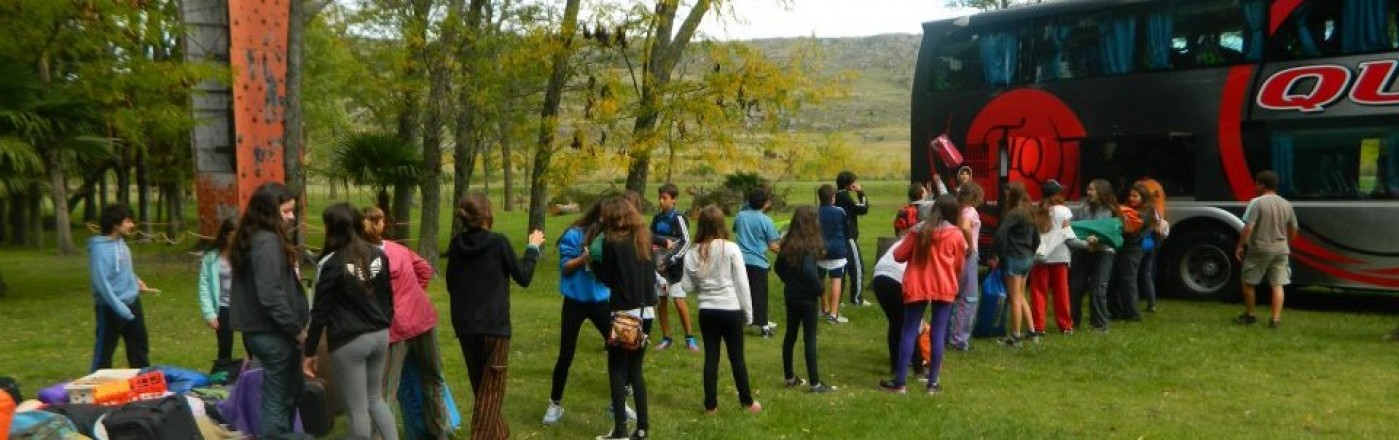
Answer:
[{"xmin": 3, "ymin": 181, "xmax": 1399, "ymax": 438}]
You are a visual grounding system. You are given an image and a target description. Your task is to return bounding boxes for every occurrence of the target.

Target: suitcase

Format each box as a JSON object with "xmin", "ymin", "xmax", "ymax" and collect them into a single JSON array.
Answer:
[
  {"xmin": 930, "ymin": 134, "xmax": 964, "ymax": 169},
  {"xmin": 102, "ymin": 395, "xmax": 202, "ymax": 440},
  {"xmin": 298, "ymin": 377, "xmax": 333, "ymax": 437}
]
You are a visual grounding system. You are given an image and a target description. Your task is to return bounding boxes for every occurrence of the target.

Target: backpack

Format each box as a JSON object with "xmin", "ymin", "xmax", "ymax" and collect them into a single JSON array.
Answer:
[{"xmin": 893, "ymin": 204, "xmax": 920, "ymax": 236}]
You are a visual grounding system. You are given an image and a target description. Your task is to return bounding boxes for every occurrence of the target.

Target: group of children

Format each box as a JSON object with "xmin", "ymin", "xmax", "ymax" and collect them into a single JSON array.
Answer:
[{"xmin": 83, "ymin": 169, "xmax": 1187, "ymax": 440}]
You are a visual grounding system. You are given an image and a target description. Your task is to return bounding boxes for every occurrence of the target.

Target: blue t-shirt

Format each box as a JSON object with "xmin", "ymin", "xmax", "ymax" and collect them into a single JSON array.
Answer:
[
  {"xmin": 558, "ymin": 226, "xmax": 610, "ymax": 303},
  {"xmin": 818, "ymin": 204, "xmax": 849, "ymax": 260},
  {"xmin": 732, "ymin": 208, "xmax": 781, "ymax": 269}
]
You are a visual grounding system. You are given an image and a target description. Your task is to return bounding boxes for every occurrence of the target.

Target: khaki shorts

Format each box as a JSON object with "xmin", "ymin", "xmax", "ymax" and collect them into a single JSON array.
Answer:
[{"xmin": 1242, "ymin": 253, "xmax": 1291, "ymax": 286}]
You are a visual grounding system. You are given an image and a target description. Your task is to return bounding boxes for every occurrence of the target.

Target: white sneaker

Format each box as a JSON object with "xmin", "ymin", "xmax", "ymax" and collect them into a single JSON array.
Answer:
[
  {"xmin": 767, "ymin": 321, "xmax": 779, "ymax": 328},
  {"xmin": 833, "ymin": 315, "xmax": 850, "ymax": 324},
  {"xmin": 542, "ymin": 402, "xmax": 564, "ymax": 425}
]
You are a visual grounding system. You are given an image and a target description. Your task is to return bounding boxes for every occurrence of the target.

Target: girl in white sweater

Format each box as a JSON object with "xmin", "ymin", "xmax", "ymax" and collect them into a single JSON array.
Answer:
[{"xmin": 681, "ymin": 205, "xmax": 759, "ymax": 414}]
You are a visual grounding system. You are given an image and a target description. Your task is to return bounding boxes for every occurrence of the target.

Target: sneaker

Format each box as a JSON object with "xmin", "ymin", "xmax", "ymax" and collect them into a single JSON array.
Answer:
[
  {"xmin": 685, "ymin": 336, "xmax": 700, "ymax": 351},
  {"xmin": 826, "ymin": 314, "xmax": 849, "ymax": 324},
  {"xmin": 542, "ymin": 402, "xmax": 564, "ymax": 425},
  {"xmin": 760, "ymin": 326, "xmax": 775, "ymax": 338},
  {"xmin": 1000, "ymin": 335, "xmax": 1021, "ymax": 346},
  {"xmin": 784, "ymin": 376, "xmax": 806, "ymax": 388},
  {"xmin": 1060, "ymin": 329, "xmax": 1075, "ymax": 336},
  {"xmin": 878, "ymin": 380, "xmax": 906, "ymax": 394},
  {"xmin": 630, "ymin": 429, "xmax": 648, "ymax": 440},
  {"xmin": 655, "ymin": 337, "xmax": 674, "ymax": 350},
  {"xmin": 746, "ymin": 401, "xmax": 763, "ymax": 413},
  {"xmin": 1268, "ymin": 318, "xmax": 1280, "ymax": 329},
  {"xmin": 926, "ymin": 382, "xmax": 943, "ymax": 395},
  {"xmin": 767, "ymin": 321, "xmax": 779, "ymax": 328},
  {"xmin": 1146, "ymin": 306, "xmax": 1158, "ymax": 313},
  {"xmin": 597, "ymin": 430, "xmax": 629, "ymax": 440},
  {"xmin": 1233, "ymin": 313, "xmax": 1258, "ymax": 325},
  {"xmin": 809, "ymin": 383, "xmax": 838, "ymax": 393}
]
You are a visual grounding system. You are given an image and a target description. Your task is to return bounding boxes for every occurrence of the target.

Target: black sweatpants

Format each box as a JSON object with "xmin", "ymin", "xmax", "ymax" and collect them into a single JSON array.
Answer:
[
  {"xmin": 91, "ymin": 298, "xmax": 150, "ymax": 371},
  {"xmin": 746, "ymin": 265, "xmax": 771, "ymax": 328},
  {"xmin": 699, "ymin": 309, "xmax": 753, "ymax": 410},
  {"xmin": 873, "ymin": 276, "xmax": 923, "ymax": 376},
  {"xmin": 550, "ymin": 298, "xmax": 612, "ymax": 402}
]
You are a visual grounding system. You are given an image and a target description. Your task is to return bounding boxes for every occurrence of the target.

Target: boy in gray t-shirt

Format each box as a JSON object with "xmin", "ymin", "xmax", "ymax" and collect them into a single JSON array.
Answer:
[{"xmin": 1234, "ymin": 170, "xmax": 1298, "ymax": 328}]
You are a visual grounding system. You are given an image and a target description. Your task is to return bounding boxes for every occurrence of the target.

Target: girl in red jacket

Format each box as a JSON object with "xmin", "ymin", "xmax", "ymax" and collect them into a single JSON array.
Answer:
[{"xmin": 880, "ymin": 195, "xmax": 966, "ymax": 394}]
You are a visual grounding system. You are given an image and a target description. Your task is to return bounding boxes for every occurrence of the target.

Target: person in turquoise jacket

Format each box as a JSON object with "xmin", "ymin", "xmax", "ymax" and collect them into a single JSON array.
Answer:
[
  {"xmin": 89, "ymin": 204, "xmax": 156, "ymax": 371},
  {"xmin": 198, "ymin": 218, "xmax": 238, "ymax": 361}
]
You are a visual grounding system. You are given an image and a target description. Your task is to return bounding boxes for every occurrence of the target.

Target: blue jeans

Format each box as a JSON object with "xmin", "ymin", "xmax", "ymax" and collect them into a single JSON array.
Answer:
[{"xmin": 244, "ymin": 331, "xmax": 307, "ymax": 440}]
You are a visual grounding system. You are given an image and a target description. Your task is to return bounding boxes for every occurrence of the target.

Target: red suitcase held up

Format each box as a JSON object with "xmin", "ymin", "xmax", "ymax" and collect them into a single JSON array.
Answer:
[{"xmin": 929, "ymin": 134, "xmax": 963, "ymax": 169}]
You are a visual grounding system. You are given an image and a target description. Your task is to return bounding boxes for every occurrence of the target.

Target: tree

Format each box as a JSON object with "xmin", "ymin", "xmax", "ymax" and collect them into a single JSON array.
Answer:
[
  {"xmin": 419, "ymin": 0, "xmax": 467, "ymax": 263},
  {"xmin": 527, "ymin": 0, "xmax": 582, "ymax": 231},
  {"xmin": 620, "ymin": 0, "xmax": 717, "ymax": 196},
  {"xmin": 286, "ymin": 0, "xmax": 338, "ymax": 246},
  {"xmin": 328, "ymin": 132, "xmax": 424, "ymax": 234}
]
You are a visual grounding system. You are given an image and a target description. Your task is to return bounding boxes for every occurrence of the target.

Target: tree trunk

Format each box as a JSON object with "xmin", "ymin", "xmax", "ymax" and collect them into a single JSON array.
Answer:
[
  {"xmin": 392, "ymin": 183, "xmax": 413, "ymax": 241},
  {"xmin": 285, "ymin": 0, "xmax": 321, "ymax": 249},
  {"xmin": 0, "ymin": 194, "xmax": 8, "ymax": 244},
  {"xmin": 165, "ymin": 182, "xmax": 183, "ymax": 237},
  {"xmin": 500, "ymin": 115, "xmax": 514, "ymax": 212},
  {"xmin": 27, "ymin": 184, "xmax": 42, "ymax": 248},
  {"xmin": 136, "ymin": 148, "xmax": 152, "ymax": 238},
  {"xmin": 451, "ymin": 0, "xmax": 490, "ymax": 236},
  {"xmin": 418, "ymin": 0, "xmax": 464, "ymax": 265},
  {"xmin": 8, "ymin": 194, "xmax": 25, "ymax": 246},
  {"xmin": 98, "ymin": 170, "xmax": 108, "ymax": 209},
  {"xmin": 115, "ymin": 149, "xmax": 130, "ymax": 207},
  {"xmin": 624, "ymin": 0, "xmax": 712, "ymax": 195},
  {"xmin": 528, "ymin": 0, "xmax": 581, "ymax": 231},
  {"xmin": 47, "ymin": 159, "xmax": 77, "ymax": 254}
]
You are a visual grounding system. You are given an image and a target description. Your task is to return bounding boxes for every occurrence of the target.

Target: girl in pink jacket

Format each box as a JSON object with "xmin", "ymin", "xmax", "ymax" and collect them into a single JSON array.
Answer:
[{"xmin": 880, "ymin": 195, "xmax": 966, "ymax": 394}]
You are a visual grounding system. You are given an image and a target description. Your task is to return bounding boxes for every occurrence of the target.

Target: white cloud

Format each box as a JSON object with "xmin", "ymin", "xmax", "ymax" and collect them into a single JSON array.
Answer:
[{"xmin": 700, "ymin": 0, "xmax": 977, "ymax": 40}]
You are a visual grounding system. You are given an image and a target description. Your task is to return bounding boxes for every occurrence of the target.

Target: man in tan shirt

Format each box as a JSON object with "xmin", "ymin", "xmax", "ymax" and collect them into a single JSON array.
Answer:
[{"xmin": 1234, "ymin": 170, "xmax": 1298, "ymax": 328}]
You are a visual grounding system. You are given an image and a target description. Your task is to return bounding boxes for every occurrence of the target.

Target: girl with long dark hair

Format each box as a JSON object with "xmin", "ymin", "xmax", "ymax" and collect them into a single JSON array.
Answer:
[
  {"xmin": 681, "ymin": 205, "xmax": 759, "ymax": 413},
  {"xmin": 543, "ymin": 201, "xmax": 614, "ymax": 425},
  {"xmin": 1030, "ymin": 180, "xmax": 1075, "ymax": 335},
  {"xmin": 446, "ymin": 192, "xmax": 545, "ymax": 440},
  {"xmin": 1070, "ymin": 179, "xmax": 1121, "ymax": 332},
  {"xmin": 1113, "ymin": 183, "xmax": 1157, "ymax": 322},
  {"xmin": 591, "ymin": 197, "xmax": 658, "ymax": 439},
  {"xmin": 197, "ymin": 217, "xmax": 238, "ymax": 361},
  {"xmin": 775, "ymin": 206, "xmax": 837, "ymax": 393},
  {"xmin": 304, "ymin": 203, "xmax": 398, "ymax": 440},
  {"xmin": 993, "ymin": 182, "xmax": 1040, "ymax": 346},
  {"xmin": 228, "ymin": 182, "xmax": 308, "ymax": 438}
]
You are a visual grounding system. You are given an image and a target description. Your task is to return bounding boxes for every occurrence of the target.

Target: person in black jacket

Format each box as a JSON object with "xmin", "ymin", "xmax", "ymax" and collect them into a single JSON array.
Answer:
[
  {"xmin": 775, "ymin": 206, "xmax": 837, "ymax": 393},
  {"xmin": 303, "ymin": 203, "xmax": 398, "ymax": 440},
  {"xmin": 446, "ymin": 192, "xmax": 544, "ymax": 440},
  {"xmin": 590, "ymin": 196, "xmax": 658, "ymax": 440},
  {"xmin": 835, "ymin": 171, "xmax": 871, "ymax": 307},
  {"xmin": 228, "ymin": 182, "xmax": 309, "ymax": 439}
]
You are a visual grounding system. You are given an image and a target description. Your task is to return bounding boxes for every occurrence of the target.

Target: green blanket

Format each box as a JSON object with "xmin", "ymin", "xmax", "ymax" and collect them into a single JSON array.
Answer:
[{"xmin": 1071, "ymin": 218, "xmax": 1124, "ymax": 249}]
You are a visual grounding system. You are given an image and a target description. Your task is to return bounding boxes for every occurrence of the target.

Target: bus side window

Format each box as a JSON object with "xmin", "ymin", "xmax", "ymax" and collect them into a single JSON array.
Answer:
[
  {"xmin": 1269, "ymin": 130, "xmax": 1399, "ymax": 200},
  {"xmin": 932, "ymin": 31, "xmax": 983, "ymax": 90}
]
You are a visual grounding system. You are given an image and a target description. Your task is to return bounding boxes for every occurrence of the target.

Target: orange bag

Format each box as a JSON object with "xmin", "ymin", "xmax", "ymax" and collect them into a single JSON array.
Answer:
[{"xmin": 1118, "ymin": 206, "xmax": 1144, "ymax": 235}]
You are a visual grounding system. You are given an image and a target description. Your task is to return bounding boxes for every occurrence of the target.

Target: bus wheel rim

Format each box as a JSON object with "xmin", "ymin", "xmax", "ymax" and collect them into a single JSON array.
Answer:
[{"xmin": 1181, "ymin": 245, "xmax": 1231, "ymax": 294}]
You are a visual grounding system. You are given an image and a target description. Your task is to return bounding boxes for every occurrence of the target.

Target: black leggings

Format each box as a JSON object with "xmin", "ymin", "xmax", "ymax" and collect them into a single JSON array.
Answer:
[
  {"xmin": 608, "ymin": 317, "xmax": 649, "ymax": 434},
  {"xmin": 873, "ymin": 276, "xmax": 922, "ymax": 376},
  {"xmin": 699, "ymin": 309, "xmax": 753, "ymax": 409},
  {"xmin": 549, "ymin": 298, "xmax": 612, "ymax": 402},
  {"xmin": 782, "ymin": 297, "xmax": 822, "ymax": 384}
]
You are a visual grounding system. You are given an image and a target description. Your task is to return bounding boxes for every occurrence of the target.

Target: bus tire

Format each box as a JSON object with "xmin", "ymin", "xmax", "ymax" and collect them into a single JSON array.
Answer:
[{"xmin": 1161, "ymin": 228, "xmax": 1240, "ymax": 301}]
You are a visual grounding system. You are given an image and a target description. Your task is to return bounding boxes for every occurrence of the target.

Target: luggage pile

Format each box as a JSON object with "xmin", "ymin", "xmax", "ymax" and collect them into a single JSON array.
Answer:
[{"xmin": 2, "ymin": 360, "xmax": 334, "ymax": 440}]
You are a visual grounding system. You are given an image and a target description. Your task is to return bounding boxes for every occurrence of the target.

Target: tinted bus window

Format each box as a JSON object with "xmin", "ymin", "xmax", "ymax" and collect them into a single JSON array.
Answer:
[
  {"xmin": 1269, "ymin": 0, "xmax": 1399, "ymax": 61},
  {"xmin": 931, "ymin": 30, "xmax": 984, "ymax": 90},
  {"xmin": 1268, "ymin": 128, "xmax": 1399, "ymax": 200},
  {"xmin": 1170, "ymin": 0, "xmax": 1259, "ymax": 68}
]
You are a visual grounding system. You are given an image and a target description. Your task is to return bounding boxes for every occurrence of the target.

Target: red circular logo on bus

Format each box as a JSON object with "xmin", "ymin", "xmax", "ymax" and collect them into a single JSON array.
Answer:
[{"xmin": 965, "ymin": 89, "xmax": 1086, "ymax": 199}]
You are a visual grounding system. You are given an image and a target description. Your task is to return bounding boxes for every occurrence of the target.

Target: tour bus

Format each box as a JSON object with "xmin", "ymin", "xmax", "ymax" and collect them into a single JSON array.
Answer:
[{"xmin": 911, "ymin": 0, "xmax": 1399, "ymax": 299}]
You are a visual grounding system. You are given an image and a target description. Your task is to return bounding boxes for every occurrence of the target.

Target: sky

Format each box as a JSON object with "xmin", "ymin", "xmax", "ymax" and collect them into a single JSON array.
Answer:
[{"xmin": 698, "ymin": 0, "xmax": 978, "ymax": 41}]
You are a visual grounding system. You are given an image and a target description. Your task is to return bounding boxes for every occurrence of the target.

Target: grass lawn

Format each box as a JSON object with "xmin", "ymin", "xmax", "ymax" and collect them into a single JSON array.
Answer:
[{"xmin": 2, "ymin": 181, "xmax": 1398, "ymax": 438}]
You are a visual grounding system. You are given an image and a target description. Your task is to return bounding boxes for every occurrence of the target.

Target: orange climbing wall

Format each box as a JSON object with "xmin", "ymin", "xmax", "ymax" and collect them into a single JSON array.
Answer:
[{"xmin": 230, "ymin": 0, "xmax": 288, "ymax": 211}]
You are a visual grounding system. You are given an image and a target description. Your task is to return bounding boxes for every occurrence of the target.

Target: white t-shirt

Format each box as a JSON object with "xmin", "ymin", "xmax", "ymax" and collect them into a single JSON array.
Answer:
[{"xmin": 872, "ymin": 236, "xmax": 909, "ymax": 281}]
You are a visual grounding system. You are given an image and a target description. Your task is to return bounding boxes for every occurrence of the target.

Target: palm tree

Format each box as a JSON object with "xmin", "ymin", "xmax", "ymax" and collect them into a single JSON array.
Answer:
[{"xmin": 327, "ymin": 131, "xmax": 423, "ymax": 240}]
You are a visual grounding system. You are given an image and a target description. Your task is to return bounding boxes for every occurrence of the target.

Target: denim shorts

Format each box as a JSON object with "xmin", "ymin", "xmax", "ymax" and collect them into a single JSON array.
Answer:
[{"xmin": 1002, "ymin": 256, "xmax": 1033, "ymax": 277}]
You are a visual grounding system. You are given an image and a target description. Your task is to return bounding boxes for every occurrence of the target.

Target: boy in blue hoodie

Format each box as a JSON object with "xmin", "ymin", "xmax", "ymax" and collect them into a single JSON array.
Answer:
[{"xmin": 88, "ymin": 204, "xmax": 154, "ymax": 371}]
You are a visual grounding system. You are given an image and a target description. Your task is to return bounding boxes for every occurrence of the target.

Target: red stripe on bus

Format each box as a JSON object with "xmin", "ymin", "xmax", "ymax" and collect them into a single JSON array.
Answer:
[
  {"xmin": 1291, "ymin": 253, "xmax": 1399, "ymax": 288},
  {"xmin": 1290, "ymin": 236, "xmax": 1365, "ymax": 265},
  {"xmin": 1217, "ymin": 66, "xmax": 1257, "ymax": 201},
  {"xmin": 1363, "ymin": 267, "xmax": 1399, "ymax": 276}
]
